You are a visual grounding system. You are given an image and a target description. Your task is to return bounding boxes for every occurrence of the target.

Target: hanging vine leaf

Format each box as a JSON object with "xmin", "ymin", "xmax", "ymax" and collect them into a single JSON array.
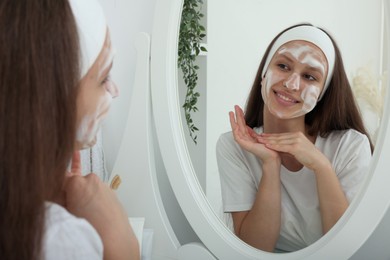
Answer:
[{"xmin": 178, "ymin": 0, "xmax": 206, "ymax": 145}]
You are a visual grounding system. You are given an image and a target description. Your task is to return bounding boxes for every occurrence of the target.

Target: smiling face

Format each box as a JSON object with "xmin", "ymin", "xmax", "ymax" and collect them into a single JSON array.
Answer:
[
  {"xmin": 261, "ymin": 40, "xmax": 328, "ymax": 119},
  {"xmin": 75, "ymin": 30, "xmax": 118, "ymax": 149}
]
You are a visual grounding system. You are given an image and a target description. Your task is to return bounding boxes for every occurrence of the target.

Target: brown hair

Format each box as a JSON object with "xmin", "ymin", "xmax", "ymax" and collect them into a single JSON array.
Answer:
[
  {"xmin": 245, "ymin": 24, "xmax": 374, "ymax": 152},
  {"xmin": 0, "ymin": 1, "xmax": 80, "ymax": 259}
]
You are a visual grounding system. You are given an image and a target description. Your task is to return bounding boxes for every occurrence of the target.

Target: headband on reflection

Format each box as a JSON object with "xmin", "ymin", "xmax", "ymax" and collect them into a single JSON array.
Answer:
[
  {"xmin": 68, "ymin": 0, "xmax": 107, "ymax": 77},
  {"xmin": 262, "ymin": 25, "xmax": 336, "ymax": 100}
]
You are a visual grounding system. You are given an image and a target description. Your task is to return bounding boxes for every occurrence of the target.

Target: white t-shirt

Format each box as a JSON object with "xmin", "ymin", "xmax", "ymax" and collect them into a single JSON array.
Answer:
[
  {"xmin": 216, "ymin": 127, "xmax": 371, "ymax": 252},
  {"xmin": 43, "ymin": 202, "xmax": 103, "ymax": 260}
]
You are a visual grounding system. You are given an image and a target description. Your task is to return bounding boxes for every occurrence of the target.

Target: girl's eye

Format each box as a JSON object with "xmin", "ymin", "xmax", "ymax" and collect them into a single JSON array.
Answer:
[
  {"xmin": 277, "ymin": 64, "xmax": 289, "ymax": 70},
  {"xmin": 303, "ymin": 74, "xmax": 317, "ymax": 81}
]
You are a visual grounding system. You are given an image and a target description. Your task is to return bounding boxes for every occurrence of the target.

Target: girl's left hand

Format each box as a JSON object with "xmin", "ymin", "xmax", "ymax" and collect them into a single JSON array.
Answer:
[{"xmin": 257, "ymin": 132, "xmax": 330, "ymax": 172}]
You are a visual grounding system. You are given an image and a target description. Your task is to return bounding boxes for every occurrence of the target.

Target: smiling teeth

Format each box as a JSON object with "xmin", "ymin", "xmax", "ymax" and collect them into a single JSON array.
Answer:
[{"xmin": 277, "ymin": 93, "xmax": 296, "ymax": 103}]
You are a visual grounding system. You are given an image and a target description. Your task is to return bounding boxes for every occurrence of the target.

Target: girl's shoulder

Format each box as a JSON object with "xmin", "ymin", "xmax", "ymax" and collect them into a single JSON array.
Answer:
[
  {"xmin": 318, "ymin": 129, "xmax": 371, "ymax": 156},
  {"xmin": 43, "ymin": 202, "xmax": 103, "ymax": 259},
  {"xmin": 324, "ymin": 129, "xmax": 369, "ymax": 144}
]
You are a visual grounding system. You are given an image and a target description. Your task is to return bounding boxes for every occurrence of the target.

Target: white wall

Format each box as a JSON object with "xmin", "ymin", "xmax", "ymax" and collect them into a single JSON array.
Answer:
[{"xmin": 98, "ymin": 0, "xmax": 157, "ymax": 173}]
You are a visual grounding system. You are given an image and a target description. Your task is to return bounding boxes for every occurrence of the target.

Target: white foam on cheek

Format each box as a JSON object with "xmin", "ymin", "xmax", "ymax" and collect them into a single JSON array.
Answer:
[
  {"xmin": 300, "ymin": 85, "xmax": 320, "ymax": 113},
  {"xmin": 76, "ymin": 115, "xmax": 93, "ymax": 143},
  {"xmin": 272, "ymin": 85, "xmax": 320, "ymax": 119},
  {"xmin": 97, "ymin": 48, "xmax": 115, "ymax": 79},
  {"xmin": 76, "ymin": 97, "xmax": 111, "ymax": 148},
  {"xmin": 262, "ymin": 69, "xmax": 288, "ymax": 118},
  {"xmin": 76, "ymin": 114, "xmax": 102, "ymax": 148},
  {"xmin": 261, "ymin": 68, "xmax": 285, "ymax": 104}
]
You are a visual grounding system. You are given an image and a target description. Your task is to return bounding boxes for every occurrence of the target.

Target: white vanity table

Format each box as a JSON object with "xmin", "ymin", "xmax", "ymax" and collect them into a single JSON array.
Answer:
[{"xmin": 110, "ymin": 0, "xmax": 390, "ymax": 259}]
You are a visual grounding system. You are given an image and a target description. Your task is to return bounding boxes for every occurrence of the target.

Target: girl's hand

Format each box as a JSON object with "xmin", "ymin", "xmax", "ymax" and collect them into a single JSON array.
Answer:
[
  {"xmin": 230, "ymin": 105, "xmax": 280, "ymax": 164},
  {"xmin": 64, "ymin": 151, "xmax": 140, "ymax": 260},
  {"xmin": 257, "ymin": 132, "xmax": 330, "ymax": 172}
]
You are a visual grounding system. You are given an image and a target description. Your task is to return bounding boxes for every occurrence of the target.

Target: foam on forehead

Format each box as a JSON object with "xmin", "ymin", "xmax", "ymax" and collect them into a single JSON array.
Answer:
[
  {"xmin": 68, "ymin": 0, "xmax": 107, "ymax": 78},
  {"xmin": 262, "ymin": 25, "xmax": 336, "ymax": 100}
]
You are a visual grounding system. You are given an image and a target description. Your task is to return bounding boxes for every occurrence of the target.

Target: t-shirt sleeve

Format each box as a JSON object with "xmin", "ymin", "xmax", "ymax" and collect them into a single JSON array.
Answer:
[
  {"xmin": 334, "ymin": 131, "xmax": 372, "ymax": 202},
  {"xmin": 216, "ymin": 132, "xmax": 258, "ymax": 212},
  {"xmin": 44, "ymin": 205, "xmax": 103, "ymax": 260}
]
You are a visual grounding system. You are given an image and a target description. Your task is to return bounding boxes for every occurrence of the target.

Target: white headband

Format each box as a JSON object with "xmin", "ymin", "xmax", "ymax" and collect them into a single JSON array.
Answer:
[
  {"xmin": 68, "ymin": 0, "xmax": 107, "ymax": 78},
  {"xmin": 262, "ymin": 25, "xmax": 335, "ymax": 100}
]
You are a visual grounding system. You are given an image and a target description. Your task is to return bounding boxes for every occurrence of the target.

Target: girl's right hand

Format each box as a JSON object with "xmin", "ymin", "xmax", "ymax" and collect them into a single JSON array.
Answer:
[
  {"xmin": 64, "ymin": 151, "xmax": 140, "ymax": 260},
  {"xmin": 229, "ymin": 105, "xmax": 280, "ymax": 164}
]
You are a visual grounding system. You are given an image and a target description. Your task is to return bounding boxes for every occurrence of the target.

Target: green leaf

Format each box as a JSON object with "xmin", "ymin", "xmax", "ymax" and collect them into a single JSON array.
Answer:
[{"xmin": 178, "ymin": 0, "xmax": 205, "ymax": 145}]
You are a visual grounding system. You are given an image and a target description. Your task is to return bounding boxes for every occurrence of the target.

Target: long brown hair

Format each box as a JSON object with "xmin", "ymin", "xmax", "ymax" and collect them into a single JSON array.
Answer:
[
  {"xmin": 245, "ymin": 24, "xmax": 374, "ymax": 152},
  {"xmin": 0, "ymin": 1, "xmax": 80, "ymax": 259}
]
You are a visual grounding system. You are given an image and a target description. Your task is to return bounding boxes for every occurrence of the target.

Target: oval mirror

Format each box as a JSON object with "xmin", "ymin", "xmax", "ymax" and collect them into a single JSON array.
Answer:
[{"xmin": 151, "ymin": 0, "xmax": 390, "ymax": 259}]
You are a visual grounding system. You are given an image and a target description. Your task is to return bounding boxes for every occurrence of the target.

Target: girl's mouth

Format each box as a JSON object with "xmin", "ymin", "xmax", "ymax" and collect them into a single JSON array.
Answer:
[{"xmin": 274, "ymin": 91, "xmax": 299, "ymax": 104}]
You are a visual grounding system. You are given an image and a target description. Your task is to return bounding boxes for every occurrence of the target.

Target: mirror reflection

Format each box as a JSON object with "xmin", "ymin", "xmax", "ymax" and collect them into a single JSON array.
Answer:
[
  {"xmin": 178, "ymin": 0, "xmax": 387, "ymax": 254},
  {"xmin": 217, "ymin": 24, "xmax": 373, "ymax": 252}
]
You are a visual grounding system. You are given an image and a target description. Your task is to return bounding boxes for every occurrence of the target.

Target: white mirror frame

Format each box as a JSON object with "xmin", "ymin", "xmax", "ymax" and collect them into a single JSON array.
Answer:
[{"xmin": 150, "ymin": 0, "xmax": 390, "ymax": 258}]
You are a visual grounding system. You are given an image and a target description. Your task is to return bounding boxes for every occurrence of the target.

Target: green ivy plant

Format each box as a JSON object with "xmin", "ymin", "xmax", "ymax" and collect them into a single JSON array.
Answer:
[{"xmin": 178, "ymin": 0, "xmax": 206, "ymax": 145}]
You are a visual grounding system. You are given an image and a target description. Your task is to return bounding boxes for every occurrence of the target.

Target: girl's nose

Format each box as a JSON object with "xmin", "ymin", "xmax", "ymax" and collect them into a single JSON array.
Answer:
[
  {"xmin": 106, "ymin": 81, "xmax": 119, "ymax": 98},
  {"xmin": 283, "ymin": 73, "xmax": 300, "ymax": 91}
]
